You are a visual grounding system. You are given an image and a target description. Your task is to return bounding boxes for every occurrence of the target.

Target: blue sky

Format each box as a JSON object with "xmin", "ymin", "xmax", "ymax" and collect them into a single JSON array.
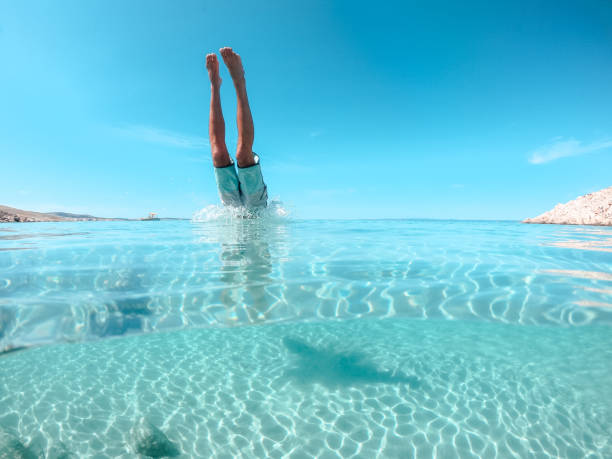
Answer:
[{"xmin": 1, "ymin": 0, "xmax": 611, "ymax": 219}]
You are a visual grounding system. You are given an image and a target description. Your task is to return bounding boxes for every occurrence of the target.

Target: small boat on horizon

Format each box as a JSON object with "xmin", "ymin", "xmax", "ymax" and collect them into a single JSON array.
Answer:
[{"xmin": 141, "ymin": 212, "xmax": 160, "ymax": 221}]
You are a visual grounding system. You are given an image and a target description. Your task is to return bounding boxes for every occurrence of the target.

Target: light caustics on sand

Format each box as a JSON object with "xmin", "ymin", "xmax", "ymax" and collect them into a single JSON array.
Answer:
[
  {"xmin": 0, "ymin": 219, "xmax": 611, "ymax": 458},
  {"xmin": 1, "ymin": 319, "xmax": 612, "ymax": 458}
]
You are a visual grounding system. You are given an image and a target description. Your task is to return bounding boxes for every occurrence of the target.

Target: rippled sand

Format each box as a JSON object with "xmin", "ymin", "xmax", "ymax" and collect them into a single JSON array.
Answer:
[{"xmin": 1, "ymin": 319, "xmax": 611, "ymax": 458}]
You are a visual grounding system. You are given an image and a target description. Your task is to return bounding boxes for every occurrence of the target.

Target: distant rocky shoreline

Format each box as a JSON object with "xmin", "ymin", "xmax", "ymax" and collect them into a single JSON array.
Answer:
[
  {"xmin": 5, "ymin": 191, "xmax": 611, "ymax": 226},
  {"xmin": 0, "ymin": 205, "xmax": 191, "ymax": 223},
  {"xmin": 0, "ymin": 205, "xmax": 122, "ymax": 222},
  {"xmin": 523, "ymin": 186, "xmax": 612, "ymax": 226}
]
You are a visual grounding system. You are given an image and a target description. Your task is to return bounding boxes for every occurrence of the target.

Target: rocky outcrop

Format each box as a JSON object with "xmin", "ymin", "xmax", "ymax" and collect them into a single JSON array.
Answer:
[
  {"xmin": 0, "ymin": 429, "xmax": 39, "ymax": 459},
  {"xmin": 0, "ymin": 205, "xmax": 117, "ymax": 222},
  {"xmin": 523, "ymin": 186, "xmax": 612, "ymax": 226},
  {"xmin": 131, "ymin": 418, "xmax": 180, "ymax": 458},
  {"xmin": 1, "ymin": 205, "xmax": 66, "ymax": 222}
]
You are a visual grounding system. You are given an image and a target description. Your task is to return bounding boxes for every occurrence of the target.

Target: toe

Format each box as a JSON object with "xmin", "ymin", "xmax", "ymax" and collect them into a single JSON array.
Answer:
[{"xmin": 220, "ymin": 47, "xmax": 234, "ymax": 59}]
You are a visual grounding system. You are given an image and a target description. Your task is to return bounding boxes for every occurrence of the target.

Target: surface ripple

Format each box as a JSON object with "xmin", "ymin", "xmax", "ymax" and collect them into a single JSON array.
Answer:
[{"xmin": 1, "ymin": 220, "xmax": 611, "ymax": 351}]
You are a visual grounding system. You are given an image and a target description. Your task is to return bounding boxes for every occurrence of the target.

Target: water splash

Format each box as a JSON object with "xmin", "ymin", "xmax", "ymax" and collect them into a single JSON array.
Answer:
[{"xmin": 191, "ymin": 199, "xmax": 290, "ymax": 222}]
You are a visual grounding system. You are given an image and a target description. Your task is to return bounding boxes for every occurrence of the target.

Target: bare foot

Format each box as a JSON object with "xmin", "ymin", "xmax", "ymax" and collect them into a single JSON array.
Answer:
[
  {"xmin": 206, "ymin": 53, "xmax": 221, "ymax": 87},
  {"xmin": 219, "ymin": 47, "xmax": 245, "ymax": 85}
]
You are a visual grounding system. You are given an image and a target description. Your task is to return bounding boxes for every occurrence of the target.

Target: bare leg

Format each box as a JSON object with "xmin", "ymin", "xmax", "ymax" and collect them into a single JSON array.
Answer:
[
  {"xmin": 206, "ymin": 53, "xmax": 231, "ymax": 167},
  {"xmin": 220, "ymin": 47, "xmax": 255, "ymax": 168}
]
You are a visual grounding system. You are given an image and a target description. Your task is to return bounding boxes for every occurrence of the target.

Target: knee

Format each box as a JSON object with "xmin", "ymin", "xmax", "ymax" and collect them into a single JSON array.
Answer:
[
  {"xmin": 212, "ymin": 150, "xmax": 232, "ymax": 168},
  {"xmin": 235, "ymin": 147, "xmax": 255, "ymax": 168}
]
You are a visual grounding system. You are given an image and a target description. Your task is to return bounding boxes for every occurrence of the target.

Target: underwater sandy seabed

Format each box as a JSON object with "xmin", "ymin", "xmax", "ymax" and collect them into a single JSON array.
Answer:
[{"xmin": 1, "ymin": 318, "xmax": 611, "ymax": 458}]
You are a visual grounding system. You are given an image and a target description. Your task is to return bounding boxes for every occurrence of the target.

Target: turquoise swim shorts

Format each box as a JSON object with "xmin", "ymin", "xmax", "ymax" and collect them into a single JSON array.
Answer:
[{"xmin": 214, "ymin": 154, "xmax": 268, "ymax": 208}]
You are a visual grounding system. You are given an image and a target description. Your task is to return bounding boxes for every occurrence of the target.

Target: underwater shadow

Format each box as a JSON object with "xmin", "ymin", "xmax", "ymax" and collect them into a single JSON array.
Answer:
[{"xmin": 282, "ymin": 337, "xmax": 419, "ymax": 389}]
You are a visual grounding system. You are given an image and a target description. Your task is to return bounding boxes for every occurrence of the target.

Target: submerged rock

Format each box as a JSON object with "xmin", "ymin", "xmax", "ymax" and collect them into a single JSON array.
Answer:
[
  {"xmin": 0, "ymin": 429, "xmax": 39, "ymax": 459},
  {"xmin": 0, "ymin": 307, "xmax": 15, "ymax": 340},
  {"xmin": 523, "ymin": 186, "xmax": 612, "ymax": 226},
  {"xmin": 131, "ymin": 418, "xmax": 180, "ymax": 458},
  {"xmin": 0, "ymin": 345, "xmax": 29, "ymax": 358},
  {"xmin": 47, "ymin": 442, "xmax": 76, "ymax": 459}
]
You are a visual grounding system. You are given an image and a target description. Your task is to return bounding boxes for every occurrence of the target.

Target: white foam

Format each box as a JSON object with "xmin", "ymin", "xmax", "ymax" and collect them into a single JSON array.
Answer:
[{"xmin": 191, "ymin": 199, "xmax": 291, "ymax": 223}]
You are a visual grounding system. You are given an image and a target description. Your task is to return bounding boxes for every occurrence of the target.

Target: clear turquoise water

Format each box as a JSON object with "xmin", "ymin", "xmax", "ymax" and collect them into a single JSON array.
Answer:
[{"xmin": 1, "ymin": 219, "xmax": 611, "ymax": 458}]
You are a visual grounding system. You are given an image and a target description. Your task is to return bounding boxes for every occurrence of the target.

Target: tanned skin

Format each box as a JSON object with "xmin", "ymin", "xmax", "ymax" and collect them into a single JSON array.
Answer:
[{"xmin": 205, "ymin": 47, "xmax": 256, "ymax": 168}]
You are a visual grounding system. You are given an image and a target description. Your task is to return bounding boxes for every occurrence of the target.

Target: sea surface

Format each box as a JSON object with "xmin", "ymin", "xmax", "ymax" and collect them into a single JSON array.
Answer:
[{"xmin": 0, "ymin": 218, "xmax": 611, "ymax": 458}]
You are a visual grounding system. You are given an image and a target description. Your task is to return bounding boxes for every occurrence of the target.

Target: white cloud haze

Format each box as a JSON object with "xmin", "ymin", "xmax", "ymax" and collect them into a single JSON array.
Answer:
[
  {"xmin": 114, "ymin": 125, "xmax": 208, "ymax": 149},
  {"xmin": 529, "ymin": 138, "xmax": 612, "ymax": 164}
]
